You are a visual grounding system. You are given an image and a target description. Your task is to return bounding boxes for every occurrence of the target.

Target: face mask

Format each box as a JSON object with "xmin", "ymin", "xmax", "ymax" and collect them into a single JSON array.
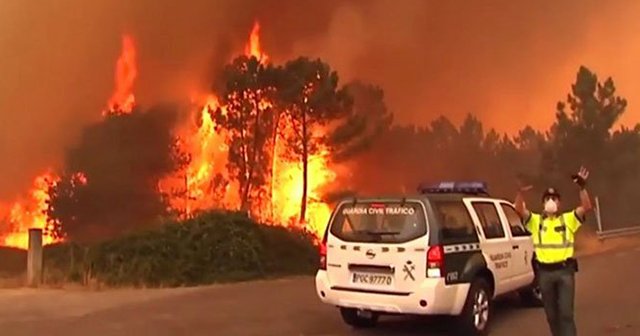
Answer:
[{"xmin": 544, "ymin": 199, "xmax": 558, "ymax": 214}]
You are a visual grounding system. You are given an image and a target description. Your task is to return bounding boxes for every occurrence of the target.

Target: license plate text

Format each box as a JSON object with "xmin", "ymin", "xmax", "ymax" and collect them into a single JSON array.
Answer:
[{"xmin": 352, "ymin": 273, "xmax": 393, "ymax": 285}]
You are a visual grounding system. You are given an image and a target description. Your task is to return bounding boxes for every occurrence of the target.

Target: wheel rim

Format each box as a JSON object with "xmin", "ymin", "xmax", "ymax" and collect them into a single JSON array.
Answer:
[{"xmin": 472, "ymin": 289, "xmax": 489, "ymax": 330}]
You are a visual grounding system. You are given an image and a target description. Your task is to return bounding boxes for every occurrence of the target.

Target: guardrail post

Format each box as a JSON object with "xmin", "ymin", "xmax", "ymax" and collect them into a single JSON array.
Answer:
[
  {"xmin": 595, "ymin": 196, "xmax": 603, "ymax": 234},
  {"xmin": 27, "ymin": 228, "xmax": 43, "ymax": 287}
]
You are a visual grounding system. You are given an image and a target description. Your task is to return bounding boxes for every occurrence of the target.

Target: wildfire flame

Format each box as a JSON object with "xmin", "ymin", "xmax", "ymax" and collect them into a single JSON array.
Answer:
[
  {"xmin": 245, "ymin": 21, "xmax": 268, "ymax": 63},
  {"xmin": 0, "ymin": 34, "xmax": 135, "ymax": 250},
  {"xmin": 105, "ymin": 34, "xmax": 137, "ymax": 115},
  {"xmin": 0, "ymin": 172, "xmax": 61, "ymax": 249},
  {"xmin": 1, "ymin": 21, "xmax": 335, "ymax": 250},
  {"xmin": 180, "ymin": 21, "xmax": 335, "ymax": 237},
  {"xmin": 163, "ymin": 96, "xmax": 237, "ymax": 215},
  {"xmin": 167, "ymin": 20, "xmax": 334, "ymax": 238}
]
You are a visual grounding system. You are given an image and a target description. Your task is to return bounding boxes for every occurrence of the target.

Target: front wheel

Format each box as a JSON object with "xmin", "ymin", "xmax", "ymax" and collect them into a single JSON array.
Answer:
[
  {"xmin": 339, "ymin": 307, "xmax": 379, "ymax": 328},
  {"xmin": 456, "ymin": 278, "xmax": 492, "ymax": 336}
]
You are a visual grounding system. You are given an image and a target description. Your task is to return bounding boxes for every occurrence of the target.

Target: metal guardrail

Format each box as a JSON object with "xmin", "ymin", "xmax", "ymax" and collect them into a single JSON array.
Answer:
[
  {"xmin": 596, "ymin": 226, "xmax": 640, "ymax": 240},
  {"xmin": 594, "ymin": 196, "xmax": 640, "ymax": 240}
]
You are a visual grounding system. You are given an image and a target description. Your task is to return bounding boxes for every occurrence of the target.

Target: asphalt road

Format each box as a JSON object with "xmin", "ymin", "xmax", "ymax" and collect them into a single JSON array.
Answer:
[{"xmin": 1, "ymin": 246, "xmax": 639, "ymax": 336}]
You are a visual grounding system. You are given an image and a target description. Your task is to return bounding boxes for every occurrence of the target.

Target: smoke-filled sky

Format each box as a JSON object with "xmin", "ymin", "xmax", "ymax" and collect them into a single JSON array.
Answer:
[{"xmin": 1, "ymin": 0, "xmax": 640, "ymax": 197}]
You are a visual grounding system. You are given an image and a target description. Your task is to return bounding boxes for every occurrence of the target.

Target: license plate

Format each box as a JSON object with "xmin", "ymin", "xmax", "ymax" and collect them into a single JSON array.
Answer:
[{"xmin": 351, "ymin": 272, "xmax": 393, "ymax": 285}]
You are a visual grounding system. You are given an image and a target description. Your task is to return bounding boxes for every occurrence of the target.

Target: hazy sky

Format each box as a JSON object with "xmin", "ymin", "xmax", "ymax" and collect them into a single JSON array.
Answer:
[{"xmin": 1, "ymin": 0, "xmax": 640, "ymax": 197}]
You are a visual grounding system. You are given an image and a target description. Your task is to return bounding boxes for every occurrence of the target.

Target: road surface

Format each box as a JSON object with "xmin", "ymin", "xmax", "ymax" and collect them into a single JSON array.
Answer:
[{"xmin": 1, "ymin": 246, "xmax": 639, "ymax": 336}]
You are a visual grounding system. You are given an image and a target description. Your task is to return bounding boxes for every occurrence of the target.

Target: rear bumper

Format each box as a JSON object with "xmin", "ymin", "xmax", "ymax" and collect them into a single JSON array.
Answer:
[{"xmin": 315, "ymin": 270, "xmax": 470, "ymax": 316}]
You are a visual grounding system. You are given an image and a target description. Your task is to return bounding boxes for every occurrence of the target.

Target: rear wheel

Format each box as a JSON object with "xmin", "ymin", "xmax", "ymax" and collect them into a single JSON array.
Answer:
[
  {"xmin": 456, "ymin": 278, "xmax": 492, "ymax": 336},
  {"xmin": 339, "ymin": 307, "xmax": 379, "ymax": 328}
]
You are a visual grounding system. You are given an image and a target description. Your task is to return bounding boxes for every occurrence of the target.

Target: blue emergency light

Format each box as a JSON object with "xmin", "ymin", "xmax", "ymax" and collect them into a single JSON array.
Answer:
[{"xmin": 417, "ymin": 181, "xmax": 489, "ymax": 195}]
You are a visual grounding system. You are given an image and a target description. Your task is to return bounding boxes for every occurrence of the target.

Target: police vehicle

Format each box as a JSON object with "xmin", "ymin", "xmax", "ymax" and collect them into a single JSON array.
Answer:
[{"xmin": 315, "ymin": 181, "xmax": 543, "ymax": 335}]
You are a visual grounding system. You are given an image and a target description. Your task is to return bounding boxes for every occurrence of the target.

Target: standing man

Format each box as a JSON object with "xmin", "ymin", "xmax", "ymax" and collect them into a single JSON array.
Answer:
[{"xmin": 514, "ymin": 167, "xmax": 593, "ymax": 336}]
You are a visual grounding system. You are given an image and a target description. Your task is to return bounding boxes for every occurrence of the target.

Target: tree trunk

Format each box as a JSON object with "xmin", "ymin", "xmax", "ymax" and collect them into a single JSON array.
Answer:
[
  {"xmin": 238, "ymin": 109, "xmax": 250, "ymax": 211},
  {"xmin": 269, "ymin": 111, "xmax": 282, "ymax": 221},
  {"xmin": 299, "ymin": 109, "xmax": 308, "ymax": 224},
  {"xmin": 242, "ymin": 101, "xmax": 263, "ymax": 212}
]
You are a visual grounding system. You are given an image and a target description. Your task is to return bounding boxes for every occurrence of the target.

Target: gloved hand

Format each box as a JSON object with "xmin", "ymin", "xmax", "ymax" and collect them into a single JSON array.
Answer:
[{"xmin": 571, "ymin": 166, "xmax": 589, "ymax": 188}]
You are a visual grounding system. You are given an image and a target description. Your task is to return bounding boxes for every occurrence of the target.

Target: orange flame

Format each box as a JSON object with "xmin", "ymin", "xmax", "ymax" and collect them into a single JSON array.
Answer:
[
  {"xmin": 269, "ymin": 116, "xmax": 335, "ymax": 237},
  {"xmin": 0, "ymin": 172, "xmax": 62, "ymax": 249},
  {"xmin": 0, "ymin": 37, "xmax": 138, "ymax": 250},
  {"xmin": 1, "ymin": 22, "xmax": 335, "ymax": 250},
  {"xmin": 105, "ymin": 34, "xmax": 137, "ymax": 115},
  {"xmin": 244, "ymin": 21, "xmax": 268, "ymax": 63},
  {"xmin": 168, "ymin": 21, "xmax": 335, "ymax": 239},
  {"xmin": 162, "ymin": 96, "xmax": 238, "ymax": 216}
]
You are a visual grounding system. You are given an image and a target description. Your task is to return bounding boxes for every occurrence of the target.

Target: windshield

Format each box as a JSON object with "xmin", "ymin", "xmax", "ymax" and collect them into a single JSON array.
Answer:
[{"xmin": 329, "ymin": 201, "xmax": 427, "ymax": 243}]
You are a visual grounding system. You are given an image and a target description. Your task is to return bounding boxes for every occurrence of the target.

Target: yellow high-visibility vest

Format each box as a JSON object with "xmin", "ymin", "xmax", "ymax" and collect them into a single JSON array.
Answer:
[{"xmin": 524, "ymin": 211, "xmax": 583, "ymax": 264}]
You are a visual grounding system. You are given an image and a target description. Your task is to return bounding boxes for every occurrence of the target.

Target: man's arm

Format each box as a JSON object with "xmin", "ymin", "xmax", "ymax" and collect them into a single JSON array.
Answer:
[
  {"xmin": 575, "ymin": 188, "xmax": 592, "ymax": 221},
  {"xmin": 572, "ymin": 166, "xmax": 592, "ymax": 222},
  {"xmin": 514, "ymin": 189, "xmax": 531, "ymax": 221}
]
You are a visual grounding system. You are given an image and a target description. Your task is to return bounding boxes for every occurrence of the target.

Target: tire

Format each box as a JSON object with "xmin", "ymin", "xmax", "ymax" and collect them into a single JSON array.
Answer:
[
  {"xmin": 456, "ymin": 278, "xmax": 492, "ymax": 336},
  {"xmin": 339, "ymin": 307, "xmax": 379, "ymax": 328},
  {"xmin": 519, "ymin": 280, "xmax": 544, "ymax": 307}
]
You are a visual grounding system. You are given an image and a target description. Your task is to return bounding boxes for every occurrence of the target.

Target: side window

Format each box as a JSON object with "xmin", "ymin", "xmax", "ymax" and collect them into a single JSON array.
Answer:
[
  {"xmin": 500, "ymin": 204, "xmax": 530, "ymax": 237},
  {"xmin": 472, "ymin": 202, "xmax": 506, "ymax": 239},
  {"xmin": 431, "ymin": 200, "xmax": 478, "ymax": 244}
]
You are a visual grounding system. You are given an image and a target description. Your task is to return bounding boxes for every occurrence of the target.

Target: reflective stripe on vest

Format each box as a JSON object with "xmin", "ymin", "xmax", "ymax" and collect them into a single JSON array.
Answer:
[{"xmin": 534, "ymin": 215, "xmax": 573, "ymax": 249}]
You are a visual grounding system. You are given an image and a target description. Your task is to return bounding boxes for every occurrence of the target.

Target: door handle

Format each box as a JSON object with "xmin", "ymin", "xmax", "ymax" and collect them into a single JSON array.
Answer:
[{"xmin": 512, "ymin": 245, "xmax": 519, "ymax": 250}]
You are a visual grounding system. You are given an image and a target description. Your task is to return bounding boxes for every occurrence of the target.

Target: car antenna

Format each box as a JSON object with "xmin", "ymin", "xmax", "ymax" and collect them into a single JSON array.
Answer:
[{"xmin": 400, "ymin": 196, "xmax": 406, "ymax": 206}]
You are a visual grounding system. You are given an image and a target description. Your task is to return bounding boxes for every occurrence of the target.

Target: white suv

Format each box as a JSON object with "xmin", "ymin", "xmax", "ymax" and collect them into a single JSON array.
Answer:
[{"xmin": 315, "ymin": 182, "xmax": 543, "ymax": 335}]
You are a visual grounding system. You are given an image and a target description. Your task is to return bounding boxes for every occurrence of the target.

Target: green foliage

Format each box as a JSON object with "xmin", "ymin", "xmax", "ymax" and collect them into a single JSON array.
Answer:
[{"xmin": 41, "ymin": 211, "xmax": 318, "ymax": 287}]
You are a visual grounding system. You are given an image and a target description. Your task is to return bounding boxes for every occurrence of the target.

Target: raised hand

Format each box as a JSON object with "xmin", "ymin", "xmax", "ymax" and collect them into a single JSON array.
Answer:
[{"xmin": 571, "ymin": 166, "xmax": 589, "ymax": 188}]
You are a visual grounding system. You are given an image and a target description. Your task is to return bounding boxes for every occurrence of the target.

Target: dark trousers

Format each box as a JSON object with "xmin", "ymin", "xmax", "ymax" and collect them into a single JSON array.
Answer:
[{"xmin": 538, "ymin": 265, "xmax": 577, "ymax": 336}]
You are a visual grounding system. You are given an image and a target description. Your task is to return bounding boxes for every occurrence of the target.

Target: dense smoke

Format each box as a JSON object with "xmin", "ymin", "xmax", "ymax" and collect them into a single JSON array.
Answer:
[{"xmin": 2, "ymin": 0, "xmax": 640, "ymax": 199}]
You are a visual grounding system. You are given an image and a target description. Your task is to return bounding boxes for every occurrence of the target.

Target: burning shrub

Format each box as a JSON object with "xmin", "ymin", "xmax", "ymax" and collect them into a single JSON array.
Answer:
[{"xmin": 41, "ymin": 210, "xmax": 318, "ymax": 287}]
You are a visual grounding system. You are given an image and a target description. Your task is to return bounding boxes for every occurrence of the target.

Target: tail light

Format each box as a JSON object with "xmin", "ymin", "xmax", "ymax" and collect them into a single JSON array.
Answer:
[
  {"xmin": 426, "ymin": 245, "xmax": 444, "ymax": 278},
  {"xmin": 319, "ymin": 239, "xmax": 327, "ymax": 270}
]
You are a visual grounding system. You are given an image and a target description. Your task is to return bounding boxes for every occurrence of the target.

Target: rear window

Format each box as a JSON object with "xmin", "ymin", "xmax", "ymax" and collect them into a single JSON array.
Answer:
[
  {"xmin": 329, "ymin": 201, "xmax": 427, "ymax": 243},
  {"xmin": 430, "ymin": 200, "xmax": 478, "ymax": 244}
]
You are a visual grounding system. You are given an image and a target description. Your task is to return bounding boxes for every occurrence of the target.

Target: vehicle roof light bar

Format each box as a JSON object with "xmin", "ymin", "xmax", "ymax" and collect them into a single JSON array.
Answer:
[{"xmin": 417, "ymin": 181, "xmax": 489, "ymax": 195}]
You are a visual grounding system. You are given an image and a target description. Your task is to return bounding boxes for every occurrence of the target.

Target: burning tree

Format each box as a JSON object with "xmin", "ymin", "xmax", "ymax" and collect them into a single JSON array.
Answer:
[
  {"xmin": 1, "ymin": 21, "xmax": 392, "ymax": 246},
  {"xmin": 278, "ymin": 57, "xmax": 352, "ymax": 223},
  {"xmin": 213, "ymin": 55, "xmax": 280, "ymax": 212},
  {"xmin": 210, "ymin": 54, "xmax": 390, "ymax": 227}
]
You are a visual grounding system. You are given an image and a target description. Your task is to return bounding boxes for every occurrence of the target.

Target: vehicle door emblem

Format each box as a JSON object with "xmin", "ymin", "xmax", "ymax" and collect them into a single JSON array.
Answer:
[
  {"xmin": 403, "ymin": 261, "xmax": 415, "ymax": 281},
  {"xmin": 365, "ymin": 249, "xmax": 376, "ymax": 259}
]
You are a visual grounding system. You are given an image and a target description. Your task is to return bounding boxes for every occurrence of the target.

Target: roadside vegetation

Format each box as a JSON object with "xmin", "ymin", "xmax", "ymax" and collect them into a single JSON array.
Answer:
[{"xmin": 1, "ymin": 211, "xmax": 318, "ymax": 287}]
